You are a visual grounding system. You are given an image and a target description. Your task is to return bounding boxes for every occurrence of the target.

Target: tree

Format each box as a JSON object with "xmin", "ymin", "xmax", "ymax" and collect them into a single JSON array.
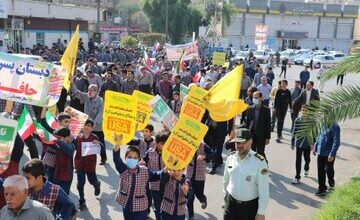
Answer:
[
  {"xmin": 204, "ymin": 1, "xmax": 237, "ymax": 27},
  {"xmin": 138, "ymin": 33, "xmax": 166, "ymax": 46},
  {"xmin": 140, "ymin": 0, "xmax": 202, "ymax": 44},
  {"xmin": 116, "ymin": 2, "xmax": 140, "ymax": 28},
  {"xmin": 297, "ymin": 55, "xmax": 360, "ymax": 142},
  {"xmin": 121, "ymin": 35, "xmax": 139, "ymax": 48}
]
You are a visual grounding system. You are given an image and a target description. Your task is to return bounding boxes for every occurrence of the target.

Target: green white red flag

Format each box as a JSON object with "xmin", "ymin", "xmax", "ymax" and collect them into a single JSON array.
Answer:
[
  {"xmin": 17, "ymin": 106, "xmax": 36, "ymax": 141},
  {"xmin": 34, "ymin": 112, "xmax": 58, "ymax": 144}
]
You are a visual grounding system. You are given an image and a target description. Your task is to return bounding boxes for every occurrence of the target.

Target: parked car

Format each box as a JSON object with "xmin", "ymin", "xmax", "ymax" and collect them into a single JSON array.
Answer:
[
  {"xmin": 280, "ymin": 51, "xmax": 297, "ymax": 63},
  {"xmin": 293, "ymin": 53, "xmax": 310, "ymax": 65},
  {"xmin": 231, "ymin": 50, "xmax": 249, "ymax": 61},
  {"xmin": 253, "ymin": 50, "xmax": 270, "ymax": 63},
  {"xmin": 304, "ymin": 55, "xmax": 338, "ymax": 68},
  {"xmin": 332, "ymin": 52, "xmax": 346, "ymax": 61}
]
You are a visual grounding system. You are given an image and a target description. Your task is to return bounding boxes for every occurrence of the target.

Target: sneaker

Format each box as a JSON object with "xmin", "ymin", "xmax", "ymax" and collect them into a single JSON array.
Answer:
[
  {"xmin": 314, "ymin": 190, "xmax": 327, "ymax": 196},
  {"xmin": 94, "ymin": 182, "xmax": 101, "ymax": 196},
  {"xmin": 201, "ymin": 200, "xmax": 207, "ymax": 209},
  {"xmin": 209, "ymin": 168, "xmax": 216, "ymax": 175},
  {"xmin": 304, "ymin": 170, "xmax": 309, "ymax": 176},
  {"xmin": 328, "ymin": 185, "xmax": 335, "ymax": 191},
  {"xmin": 78, "ymin": 202, "xmax": 87, "ymax": 211},
  {"xmin": 276, "ymin": 138, "xmax": 281, "ymax": 143},
  {"xmin": 99, "ymin": 160, "xmax": 107, "ymax": 165},
  {"xmin": 291, "ymin": 179, "xmax": 300, "ymax": 184}
]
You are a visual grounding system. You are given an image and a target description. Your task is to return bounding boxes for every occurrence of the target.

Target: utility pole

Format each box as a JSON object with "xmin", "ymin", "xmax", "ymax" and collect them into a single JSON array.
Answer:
[
  {"xmin": 96, "ymin": 0, "xmax": 101, "ymax": 33},
  {"xmin": 165, "ymin": 0, "xmax": 169, "ymax": 42}
]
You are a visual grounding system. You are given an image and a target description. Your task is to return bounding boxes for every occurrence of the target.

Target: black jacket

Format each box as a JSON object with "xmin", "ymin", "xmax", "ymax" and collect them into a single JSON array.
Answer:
[{"xmin": 246, "ymin": 105, "xmax": 271, "ymax": 141}]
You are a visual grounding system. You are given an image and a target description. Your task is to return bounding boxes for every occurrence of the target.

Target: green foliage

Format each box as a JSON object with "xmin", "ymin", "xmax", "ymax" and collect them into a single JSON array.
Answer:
[
  {"xmin": 297, "ymin": 86, "xmax": 360, "ymax": 143},
  {"xmin": 121, "ymin": 35, "xmax": 139, "ymax": 48},
  {"xmin": 140, "ymin": 0, "xmax": 202, "ymax": 44},
  {"xmin": 204, "ymin": 1, "xmax": 237, "ymax": 27},
  {"xmin": 313, "ymin": 176, "xmax": 360, "ymax": 220},
  {"xmin": 116, "ymin": 2, "xmax": 140, "ymax": 27},
  {"xmin": 321, "ymin": 55, "xmax": 360, "ymax": 81},
  {"xmin": 138, "ymin": 32, "xmax": 166, "ymax": 46}
]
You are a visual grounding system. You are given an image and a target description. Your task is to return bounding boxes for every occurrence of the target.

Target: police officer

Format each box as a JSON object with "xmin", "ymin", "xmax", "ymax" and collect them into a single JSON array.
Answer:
[{"xmin": 223, "ymin": 128, "xmax": 269, "ymax": 220}]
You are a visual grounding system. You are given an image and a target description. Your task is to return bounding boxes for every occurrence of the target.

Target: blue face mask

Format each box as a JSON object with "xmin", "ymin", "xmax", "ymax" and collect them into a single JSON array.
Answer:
[
  {"xmin": 253, "ymin": 98, "xmax": 260, "ymax": 105},
  {"xmin": 125, "ymin": 158, "xmax": 138, "ymax": 169}
]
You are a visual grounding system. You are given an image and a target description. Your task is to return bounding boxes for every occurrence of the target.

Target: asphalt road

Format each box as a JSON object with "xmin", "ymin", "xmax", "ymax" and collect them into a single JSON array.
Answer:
[{"xmin": 20, "ymin": 64, "xmax": 360, "ymax": 220}]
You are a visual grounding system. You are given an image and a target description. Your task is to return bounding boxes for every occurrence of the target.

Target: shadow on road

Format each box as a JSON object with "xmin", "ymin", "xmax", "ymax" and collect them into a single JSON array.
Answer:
[
  {"xmin": 269, "ymin": 171, "xmax": 322, "ymax": 209},
  {"xmin": 340, "ymin": 142, "xmax": 360, "ymax": 150}
]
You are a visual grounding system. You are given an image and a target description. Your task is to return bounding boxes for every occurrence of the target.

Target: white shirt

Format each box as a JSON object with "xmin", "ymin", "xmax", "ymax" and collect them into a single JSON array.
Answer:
[
  {"xmin": 306, "ymin": 89, "xmax": 311, "ymax": 105},
  {"xmin": 223, "ymin": 150, "xmax": 269, "ymax": 215}
]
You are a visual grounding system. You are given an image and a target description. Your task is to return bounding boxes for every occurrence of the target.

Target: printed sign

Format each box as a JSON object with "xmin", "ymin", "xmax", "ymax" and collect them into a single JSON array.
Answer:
[
  {"xmin": 180, "ymin": 85, "xmax": 207, "ymax": 121},
  {"xmin": 0, "ymin": 52, "xmax": 66, "ymax": 107},
  {"xmin": 64, "ymin": 106, "xmax": 88, "ymax": 136},
  {"xmin": 165, "ymin": 41, "xmax": 199, "ymax": 61},
  {"xmin": 212, "ymin": 52, "xmax": 226, "ymax": 66},
  {"xmin": 103, "ymin": 91, "xmax": 137, "ymax": 146},
  {"xmin": 180, "ymin": 84, "xmax": 189, "ymax": 101},
  {"xmin": 255, "ymin": 25, "xmax": 268, "ymax": 45},
  {"xmin": 133, "ymin": 90, "xmax": 153, "ymax": 131},
  {"xmin": 149, "ymin": 95, "xmax": 178, "ymax": 131},
  {"xmin": 81, "ymin": 142, "xmax": 101, "ymax": 157},
  {"xmin": 0, "ymin": 117, "xmax": 18, "ymax": 173},
  {"xmin": 162, "ymin": 116, "xmax": 208, "ymax": 170}
]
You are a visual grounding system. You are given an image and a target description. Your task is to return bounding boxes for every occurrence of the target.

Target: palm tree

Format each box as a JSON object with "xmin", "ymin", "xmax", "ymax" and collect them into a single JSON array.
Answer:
[{"xmin": 297, "ymin": 55, "xmax": 360, "ymax": 142}]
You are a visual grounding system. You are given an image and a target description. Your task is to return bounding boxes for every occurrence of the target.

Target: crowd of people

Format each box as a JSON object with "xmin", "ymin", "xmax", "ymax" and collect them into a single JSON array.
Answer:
[{"xmin": 0, "ymin": 43, "xmax": 342, "ymax": 220}]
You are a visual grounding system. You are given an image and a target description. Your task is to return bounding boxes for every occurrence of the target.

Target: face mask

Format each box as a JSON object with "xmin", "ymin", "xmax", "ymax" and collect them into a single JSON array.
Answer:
[
  {"xmin": 253, "ymin": 98, "xmax": 260, "ymax": 105},
  {"xmin": 125, "ymin": 158, "xmax": 138, "ymax": 169}
]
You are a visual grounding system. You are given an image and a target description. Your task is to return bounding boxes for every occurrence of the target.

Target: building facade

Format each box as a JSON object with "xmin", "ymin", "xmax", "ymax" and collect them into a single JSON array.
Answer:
[{"xmin": 224, "ymin": 0, "xmax": 359, "ymax": 52}]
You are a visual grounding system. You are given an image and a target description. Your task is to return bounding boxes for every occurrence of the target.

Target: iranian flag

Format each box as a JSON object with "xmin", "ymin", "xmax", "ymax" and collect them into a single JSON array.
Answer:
[
  {"xmin": 17, "ymin": 106, "xmax": 36, "ymax": 141},
  {"xmin": 35, "ymin": 112, "xmax": 58, "ymax": 144}
]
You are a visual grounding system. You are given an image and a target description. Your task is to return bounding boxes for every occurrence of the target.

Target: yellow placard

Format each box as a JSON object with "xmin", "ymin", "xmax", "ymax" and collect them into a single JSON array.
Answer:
[
  {"xmin": 212, "ymin": 52, "xmax": 226, "ymax": 66},
  {"xmin": 133, "ymin": 90, "xmax": 153, "ymax": 131},
  {"xmin": 48, "ymin": 105, "xmax": 57, "ymax": 118},
  {"xmin": 180, "ymin": 85, "xmax": 207, "ymax": 121},
  {"xmin": 103, "ymin": 91, "xmax": 137, "ymax": 146},
  {"xmin": 162, "ymin": 116, "xmax": 208, "ymax": 170}
]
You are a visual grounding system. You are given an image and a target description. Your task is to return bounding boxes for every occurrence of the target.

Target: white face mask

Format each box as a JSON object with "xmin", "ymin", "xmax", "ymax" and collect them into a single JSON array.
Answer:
[{"xmin": 253, "ymin": 98, "xmax": 260, "ymax": 105}]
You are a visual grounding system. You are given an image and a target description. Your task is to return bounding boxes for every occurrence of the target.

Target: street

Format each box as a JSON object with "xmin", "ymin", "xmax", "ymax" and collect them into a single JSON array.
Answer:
[{"xmin": 19, "ymin": 65, "xmax": 360, "ymax": 220}]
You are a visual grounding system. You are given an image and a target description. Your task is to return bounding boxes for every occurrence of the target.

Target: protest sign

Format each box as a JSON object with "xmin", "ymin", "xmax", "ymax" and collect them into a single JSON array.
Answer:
[
  {"xmin": 0, "ymin": 52, "xmax": 66, "ymax": 107},
  {"xmin": 255, "ymin": 25, "xmax": 268, "ymax": 45},
  {"xmin": 149, "ymin": 95, "xmax": 178, "ymax": 131},
  {"xmin": 103, "ymin": 91, "xmax": 137, "ymax": 146},
  {"xmin": 162, "ymin": 116, "xmax": 208, "ymax": 170},
  {"xmin": 64, "ymin": 106, "xmax": 88, "ymax": 136},
  {"xmin": 81, "ymin": 142, "xmax": 101, "ymax": 157},
  {"xmin": 0, "ymin": 117, "xmax": 18, "ymax": 173},
  {"xmin": 180, "ymin": 84, "xmax": 189, "ymax": 101},
  {"xmin": 133, "ymin": 90, "xmax": 153, "ymax": 131},
  {"xmin": 165, "ymin": 41, "xmax": 199, "ymax": 61},
  {"xmin": 212, "ymin": 52, "xmax": 226, "ymax": 66},
  {"xmin": 180, "ymin": 85, "xmax": 207, "ymax": 121}
]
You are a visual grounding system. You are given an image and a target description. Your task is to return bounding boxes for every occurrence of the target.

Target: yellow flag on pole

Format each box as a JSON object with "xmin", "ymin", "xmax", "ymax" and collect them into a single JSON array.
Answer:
[
  {"xmin": 203, "ymin": 65, "xmax": 248, "ymax": 122},
  {"xmin": 61, "ymin": 25, "xmax": 80, "ymax": 91}
]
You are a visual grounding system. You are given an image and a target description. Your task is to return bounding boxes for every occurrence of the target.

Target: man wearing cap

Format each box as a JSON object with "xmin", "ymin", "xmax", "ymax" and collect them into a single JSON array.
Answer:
[
  {"xmin": 223, "ymin": 128, "xmax": 269, "ymax": 220},
  {"xmin": 70, "ymin": 67, "xmax": 89, "ymax": 112}
]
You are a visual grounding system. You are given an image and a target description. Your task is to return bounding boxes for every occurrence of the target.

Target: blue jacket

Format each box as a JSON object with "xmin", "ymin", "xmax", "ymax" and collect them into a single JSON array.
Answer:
[{"xmin": 315, "ymin": 124, "xmax": 341, "ymax": 157}]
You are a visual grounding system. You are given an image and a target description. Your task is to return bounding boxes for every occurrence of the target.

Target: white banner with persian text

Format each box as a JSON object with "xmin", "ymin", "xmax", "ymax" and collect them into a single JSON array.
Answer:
[{"xmin": 165, "ymin": 41, "xmax": 199, "ymax": 61}]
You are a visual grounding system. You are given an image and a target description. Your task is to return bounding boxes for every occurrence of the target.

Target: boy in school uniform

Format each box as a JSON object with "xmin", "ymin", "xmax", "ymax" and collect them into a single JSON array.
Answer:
[
  {"xmin": 140, "ymin": 131, "xmax": 168, "ymax": 220},
  {"xmin": 160, "ymin": 168, "xmax": 190, "ymax": 220},
  {"xmin": 186, "ymin": 143, "xmax": 208, "ymax": 219},
  {"xmin": 128, "ymin": 124, "xmax": 155, "ymax": 158},
  {"xmin": 74, "ymin": 119, "xmax": 101, "ymax": 210},
  {"xmin": 112, "ymin": 134, "xmax": 164, "ymax": 220},
  {"xmin": 52, "ymin": 128, "xmax": 75, "ymax": 195},
  {"xmin": 170, "ymin": 91, "xmax": 182, "ymax": 117},
  {"xmin": 22, "ymin": 159, "xmax": 77, "ymax": 220}
]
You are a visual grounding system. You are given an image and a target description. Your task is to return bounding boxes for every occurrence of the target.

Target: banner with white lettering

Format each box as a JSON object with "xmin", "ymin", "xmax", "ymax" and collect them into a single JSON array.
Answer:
[
  {"xmin": 0, "ymin": 117, "xmax": 18, "ymax": 173},
  {"xmin": 0, "ymin": 52, "xmax": 66, "ymax": 107},
  {"xmin": 165, "ymin": 41, "xmax": 199, "ymax": 61},
  {"xmin": 81, "ymin": 142, "xmax": 101, "ymax": 157}
]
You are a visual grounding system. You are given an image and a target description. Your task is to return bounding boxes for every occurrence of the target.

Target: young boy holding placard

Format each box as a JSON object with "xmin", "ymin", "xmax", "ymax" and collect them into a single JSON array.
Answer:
[
  {"xmin": 140, "ymin": 131, "xmax": 168, "ymax": 220},
  {"xmin": 112, "ymin": 134, "xmax": 165, "ymax": 220},
  {"xmin": 74, "ymin": 119, "xmax": 101, "ymax": 210}
]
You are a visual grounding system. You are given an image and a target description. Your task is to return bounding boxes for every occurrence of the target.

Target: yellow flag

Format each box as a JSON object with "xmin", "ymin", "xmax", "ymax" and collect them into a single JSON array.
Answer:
[
  {"xmin": 61, "ymin": 25, "xmax": 79, "ymax": 91},
  {"xmin": 203, "ymin": 65, "xmax": 248, "ymax": 122}
]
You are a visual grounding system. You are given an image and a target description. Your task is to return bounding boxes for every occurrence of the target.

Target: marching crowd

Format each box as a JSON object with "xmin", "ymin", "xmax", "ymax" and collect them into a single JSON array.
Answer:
[{"xmin": 0, "ymin": 44, "xmax": 342, "ymax": 220}]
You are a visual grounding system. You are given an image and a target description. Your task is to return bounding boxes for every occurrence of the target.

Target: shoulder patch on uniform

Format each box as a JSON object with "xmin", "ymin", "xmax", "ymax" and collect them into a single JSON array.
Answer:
[
  {"xmin": 255, "ymin": 153, "xmax": 265, "ymax": 161},
  {"xmin": 261, "ymin": 168, "xmax": 268, "ymax": 175},
  {"xmin": 228, "ymin": 151, "xmax": 236, "ymax": 156}
]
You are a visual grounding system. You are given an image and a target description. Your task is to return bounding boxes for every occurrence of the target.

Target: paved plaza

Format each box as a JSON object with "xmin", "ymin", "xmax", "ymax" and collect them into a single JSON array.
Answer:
[{"xmin": 19, "ymin": 65, "xmax": 360, "ymax": 220}]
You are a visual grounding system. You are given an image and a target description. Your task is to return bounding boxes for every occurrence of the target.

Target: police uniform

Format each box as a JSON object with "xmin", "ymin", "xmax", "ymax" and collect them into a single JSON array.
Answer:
[{"xmin": 223, "ymin": 128, "xmax": 269, "ymax": 220}]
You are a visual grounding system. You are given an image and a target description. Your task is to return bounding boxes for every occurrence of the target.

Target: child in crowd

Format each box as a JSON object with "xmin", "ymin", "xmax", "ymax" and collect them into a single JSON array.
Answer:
[
  {"xmin": 141, "ymin": 131, "xmax": 168, "ymax": 220},
  {"xmin": 74, "ymin": 119, "xmax": 101, "ymax": 210},
  {"xmin": 113, "ymin": 134, "xmax": 164, "ymax": 220},
  {"xmin": 170, "ymin": 91, "xmax": 182, "ymax": 117},
  {"xmin": 52, "ymin": 127, "xmax": 75, "ymax": 195},
  {"xmin": 128, "ymin": 124, "xmax": 155, "ymax": 158},
  {"xmin": 160, "ymin": 168, "xmax": 190, "ymax": 220},
  {"xmin": 186, "ymin": 143, "xmax": 207, "ymax": 219}
]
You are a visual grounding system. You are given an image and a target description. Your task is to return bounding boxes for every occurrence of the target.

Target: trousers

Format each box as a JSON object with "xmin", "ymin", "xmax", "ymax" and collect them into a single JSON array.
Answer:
[
  {"xmin": 295, "ymin": 148, "xmax": 311, "ymax": 180},
  {"xmin": 187, "ymin": 180, "xmax": 207, "ymax": 217},
  {"xmin": 317, "ymin": 155, "xmax": 335, "ymax": 191},
  {"xmin": 76, "ymin": 171, "xmax": 100, "ymax": 204},
  {"xmin": 276, "ymin": 108, "xmax": 288, "ymax": 138},
  {"xmin": 224, "ymin": 194, "xmax": 258, "ymax": 220}
]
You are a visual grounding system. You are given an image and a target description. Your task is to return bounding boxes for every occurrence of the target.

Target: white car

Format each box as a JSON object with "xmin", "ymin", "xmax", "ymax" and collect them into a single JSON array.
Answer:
[
  {"xmin": 253, "ymin": 50, "xmax": 270, "ymax": 63},
  {"xmin": 280, "ymin": 51, "xmax": 297, "ymax": 62},
  {"xmin": 332, "ymin": 52, "xmax": 346, "ymax": 61},
  {"xmin": 231, "ymin": 50, "xmax": 249, "ymax": 61},
  {"xmin": 304, "ymin": 55, "xmax": 338, "ymax": 69}
]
